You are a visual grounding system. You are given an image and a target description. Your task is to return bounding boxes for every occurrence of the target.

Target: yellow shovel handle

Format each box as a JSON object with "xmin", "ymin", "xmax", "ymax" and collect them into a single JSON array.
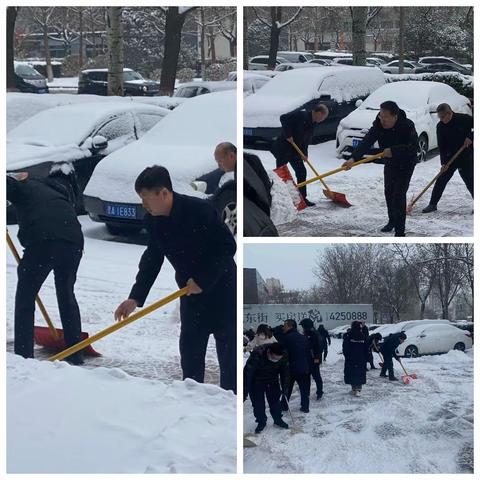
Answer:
[
  {"xmin": 297, "ymin": 151, "xmax": 385, "ymax": 189},
  {"xmin": 6, "ymin": 229, "xmax": 59, "ymax": 340},
  {"xmin": 49, "ymin": 287, "xmax": 189, "ymax": 361}
]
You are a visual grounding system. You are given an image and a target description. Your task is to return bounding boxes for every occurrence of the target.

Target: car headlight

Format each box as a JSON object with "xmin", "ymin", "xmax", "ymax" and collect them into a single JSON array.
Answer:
[{"xmin": 142, "ymin": 86, "xmax": 148, "ymax": 92}]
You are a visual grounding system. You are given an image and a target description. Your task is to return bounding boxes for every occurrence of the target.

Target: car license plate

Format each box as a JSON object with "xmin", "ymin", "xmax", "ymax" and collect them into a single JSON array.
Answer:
[
  {"xmin": 352, "ymin": 138, "xmax": 361, "ymax": 147},
  {"xmin": 105, "ymin": 204, "xmax": 137, "ymax": 219},
  {"xmin": 244, "ymin": 128, "xmax": 253, "ymax": 136}
]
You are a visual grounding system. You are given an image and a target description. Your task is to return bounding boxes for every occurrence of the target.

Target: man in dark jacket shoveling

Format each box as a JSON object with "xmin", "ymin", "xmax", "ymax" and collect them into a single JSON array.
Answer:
[
  {"xmin": 271, "ymin": 104, "xmax": 329, "ymax": 206},
  {"xmin": 115, "ymin": 166, "xmax": 237, "ymax": 392},
  {"xmin": 300, "ymin": 318, "xmax": 323, "ymax": 400},
  {"xmin": 7, "ymin": 164, "xmax": 84, "ymax": 364},
  {"xmin": 380, "ymin": 332, "xmax": 407, "ymax": 381},
  {"xmin": 244, "ymin": 343, "xmax": 290, "ymax": 433},
  {"xmin": 343, "ymin": 101, "xmax": 418, "ymax": 237}
]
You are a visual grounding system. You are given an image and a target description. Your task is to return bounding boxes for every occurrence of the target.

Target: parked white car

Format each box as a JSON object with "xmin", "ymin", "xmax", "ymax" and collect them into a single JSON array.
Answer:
[
  {"xmin": 248, "ymin": 55, "xmax": 288, "ymax": 70},
  {"xmin": 173, "ymin": 81, "xmax": 235, "ymax": 98},
  {"xmin": 277, "ymin": 51, "xmax": 314, "ymax": 63},
  {"xmin": 336, "ymin": 80, "xmax": 472, "ymax": 161},
  {"xmin": 274, "ymin": 62, "xmax": 321, "ymax": 72},
  {"xmin": 374, "ymin": 319, "xmax": 451, "ymax": 338},
  {"xmin": 243, "ymin": 72, "xmax": 272, "ymax": 96},
  {"xmin": 380, "ymin": 60, "xmax": 419, "ymax": 73},
  {"xmin": 397, "ymin": 323, "xmax": 473, "ymax": 357}
]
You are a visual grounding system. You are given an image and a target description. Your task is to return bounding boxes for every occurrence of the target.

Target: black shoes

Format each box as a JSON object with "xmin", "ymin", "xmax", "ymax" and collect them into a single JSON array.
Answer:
[
  {"xmin": 316, "ymin": 392, "xmax": 323, "ymax": 400},
  {"xmin": 389, "ymin": 377, "xmax": 399, "ymax": 381},
  {"xmin": 304, "ymin": 198, "xmax": 316, "ymax": 207},
  {"xmin": 300, "ymin": 407, "xmax": 309, "ymax": 413},
  {"xmin": 273, "ymin": 418, "xmax": 289, "ymax": 429},
  {"xmin": 394, "ymin": 232, "xmax": 406, "ymax": 237},
  {"xmin": 380, "ymin": 223, "xmax": 394, "ymax": 232},
  {"xmin": 66, "ymin": 352, "xmax": 84, "ymax": 366},
  {"xmin": 255, "ymin": 422, "xmax": 266, "ymax": 433},
  {"xmin": 422, "ymin": 204, "xmax": 437, "ymax": 213},
  {"xmin": 380, "ymin": 373, "xmax": 387, "ymax": 378}
]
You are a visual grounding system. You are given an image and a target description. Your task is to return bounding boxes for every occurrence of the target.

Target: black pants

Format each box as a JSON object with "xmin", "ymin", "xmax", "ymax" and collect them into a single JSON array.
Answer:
[
  {"xmin": 271, "ymin": 141, "xmax": 308, "ymax": 199},
  {"xmin": 322, "ymin": 344, "xmax": 328, "ymax": 362},
  {"xmin": 179, "ymin": 288, "xmax": 236, "ymax": 393},
  {"xmin": 249, "ymin": 381, "xmax": 283, "ymax": 425},
  {"xmin": 14, "ymin": 240, "xmax": 83, "ymax": 359},
  {"xmin": 310, "ymin": 359, "xmax": 323, "ymax": 397},
  {"xmin": 429, "ymin": 155, "xmax": 473, "ymax": 206},
  {"xmin": 380, "ymin": 353, "xmax": 396, "ymax": 379},
  {"xmin": 367, "ymin": 349, "xmax": 375, "ymax": 368},
  {"xmin": 282, "ymin": 373, "xmax": 310, "ymax": 410},
  {"xmin": 384, "ymin": 165, "xmax": 415, "ymax": 235}
]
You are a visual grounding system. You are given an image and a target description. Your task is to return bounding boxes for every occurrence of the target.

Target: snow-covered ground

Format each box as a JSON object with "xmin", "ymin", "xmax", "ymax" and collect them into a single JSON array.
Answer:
[
  {"xmin": 48, "ymin": 76, "xmax": 78, "ymax": 89},
  {"xmin": 244, "ymin": 339, "xmax": 473, "ymax": 474},
  {"xmin": 6, "ymin": 217, "xmax": 236, "ymax": 473},
  {"xmin": 247, "ymin": 141, "xmax": 473, "ymax": 237}
]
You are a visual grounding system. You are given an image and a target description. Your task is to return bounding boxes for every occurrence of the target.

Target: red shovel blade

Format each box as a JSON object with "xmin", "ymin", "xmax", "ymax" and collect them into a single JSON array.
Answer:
[
  {"xmin": 401, "ymin": 375, "xmax": 410, "ymax": 384},
  {"xmin": 273, "ymin": 165, "xmax": 307, "ymax": 211},
  {"xmin": 34, "ymin": 326, "xmax": 101, "ymax": 357},
  {"xmin": 323, "ymin": 190, "xmax": 352, "ymax": 207},
  {"xmin": 409, "ymin": 373, "xmax": 418, "ymax": 379}
]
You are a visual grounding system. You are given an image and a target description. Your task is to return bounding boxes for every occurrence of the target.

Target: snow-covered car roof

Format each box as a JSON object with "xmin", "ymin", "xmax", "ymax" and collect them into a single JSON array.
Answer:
[
  {"xmin": 7, "ymin": 101, "xmax": 169, "ymax": 170},
  {"xmin": 406, "ymin": 323, "xmax": 461, "ymax": 336},
  {"xmin": 84, "ymin": 90, "xmax": 235, "ymax": 203},
  {"xmin": 274, "ymin": 62, "xmax": 321, "ymax": 71},
  {"xmin": 314, "ymin": 51, "xmax": 352, "ymax": 58},
  {"xmin": 175, "ymin": 80, "xmax": 236, "ymax": 92},
  {"xmin": 81, "ymin": 67, "xmax": 134, "ymax": 73},
  {"xmin": 244, "ymin": 66, "xmax": 385, "ymax": 128}
]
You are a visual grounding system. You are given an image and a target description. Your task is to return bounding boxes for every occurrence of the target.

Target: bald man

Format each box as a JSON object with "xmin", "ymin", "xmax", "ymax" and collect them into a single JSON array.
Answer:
[{"xmin": 214, "ymin": 142, "xmax": 237, "ymax": 173}]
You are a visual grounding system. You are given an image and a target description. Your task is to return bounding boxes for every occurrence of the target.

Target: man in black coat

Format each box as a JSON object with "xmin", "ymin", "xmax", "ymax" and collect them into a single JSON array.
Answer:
[
  {"xmin": 317, "ymin": 324, "xmax": 331, "ymax": 362},
  {"xmin": 342, "ymin": 321, "xmax": 369, "ymax": 395},
  {"xmin": 422, "ymin": 103, "xmax": 473, "ymax": 213},
  {"xmin": 271, "ymin": 104, "xmax": 329, "ymax": 206},
  {"xmin": 300, "ymin": 318, "xmax": 323, "ymax": 400},
  {"xmin": 344, "ymin": 101, "xmax": 418, "ymax": 237},
  {"xmin": 380, "ymin": 332, "xmax": 407, "ymax": 381},
  {"xmin": 115, "ymin": 166, "xmax": 237, "ymax": 392},
  {"xmin": 243, "ymin": 343, "xmax": 290, "ymax": 433},
  {"xmin": 367, "ymin": 332, "xmax": 382, "ymax": 370},
  {"xmin": 279, "ymin": 319, "xmax": 311, "ymax": 412},
  {"xmin": 7, "ymin": 164, "xmax": 84, "ymax": 364}
]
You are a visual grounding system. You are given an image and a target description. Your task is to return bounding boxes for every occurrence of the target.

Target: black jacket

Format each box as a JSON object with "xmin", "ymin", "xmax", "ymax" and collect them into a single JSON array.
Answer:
[
  {"xmin": 280, "ymin": 329, "xmax": 311, "ymax": 375},
  {"xmin": 437, "ymin": 112, "xmax": 473, "ymax": 164},
  {"xmin": 380, "ymin": 332, "xmax": 405, "ymax": 359},
  {"xmin": 317, "ymin": 326, "xmax": 331, "ymax": 348},
  {"xmin": 7, "ymin": 175, "xmax": 83, "ymax": 249},
  {"xmin": 343, "ymin": 329, "xmax": 369, "ymax": 386},
  {"xmin": 243, "ymin": 345, "xmax": 290, "ymax": 395},
  {"xmin": 352, "ymin": 109, "xmax": 418, "ymax": 169},
  {"xmin": 303, "ymin": 329, "xmax": 321, "ymax": 361},
  {"xmin": 129, "ymin": 192, "xmax": 236, "ymax": 307},
  {"xmin": 278, "ymin": 109, "xmax": 315, "ymax": 153}
]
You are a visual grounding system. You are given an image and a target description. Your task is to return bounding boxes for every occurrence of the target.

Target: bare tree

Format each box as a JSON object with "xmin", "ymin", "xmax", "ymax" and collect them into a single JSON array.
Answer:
[
  {"xmin": 252, "ymin": 7, "xmax": 302, "ymax": 70},
  {"xmin": 217, "ymin": 7, "xmax": 236, "ymax": 57},
  {"xmin": 106, "ymin": 7, "xmax": 124, "ymax": 96},
  {"xmin": 398, "ymin": 7, "xmax": 405, "ymax": 73},
  {"xmin": 7, "ymin": 7, "xmax": 20, "ymax": 90},
  {"xmin": 243, "ymin": 8, "xmax": 249, "ymax": 69},
  {"xmin": 350, "ymin": 7, "xmax": 381, "ymax": 65}
]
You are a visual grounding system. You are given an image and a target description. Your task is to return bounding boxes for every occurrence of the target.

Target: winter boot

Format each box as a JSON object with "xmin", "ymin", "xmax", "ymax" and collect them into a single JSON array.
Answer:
[
  {"xmin": 304, "ymin": 198, "xmax": 316, "ymax": 207},
  {"xmin": 379, "ymin": 373, "xmax": 387, "ymax": 378},
  {"xmin": 255, "ymin": 421, "xmax": 266, "ymax": 433},
  {"xmin": 66, "ymin": 352, "xmax": 84, "ymax": 366},
  {"xmin": 300, "ymin": 407, "xmax": 309, "ymax": 413},
  {"xmin": 273, "ymin": 418, "xmax": 289, "ymax": 429},
  {"xmin": 389, "ymin": 376, "xmax": 399, "ymax": 381},
  {"xmin": 422, "ymin": 204, "xmax": 437, "ymax": 213},
  {"xmin": 380, "ymin": 222, "xmax": 394, "ymax": 232},
  {"xmin": 316, "ymin": 392, "xmax": 323, "ymax": 400}
]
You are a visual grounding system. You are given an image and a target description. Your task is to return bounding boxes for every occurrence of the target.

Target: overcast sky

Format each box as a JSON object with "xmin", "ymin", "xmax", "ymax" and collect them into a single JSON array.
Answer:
[{"xmin": 244, "ymin": 244, "xmax": 330, "ymax": 290}]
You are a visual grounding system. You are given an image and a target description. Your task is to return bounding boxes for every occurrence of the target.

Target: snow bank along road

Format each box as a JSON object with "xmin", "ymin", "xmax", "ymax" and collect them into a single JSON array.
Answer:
[
  {"xmin": 7, "ymin": 218, "xmax": 236, "ymax": 473},
  {"xmin": 244, "ymin": 339, "xmax": 473, "ymax": 474},
  {"xmin": 248, "ymin": 141, "xmax": 473, "ymax": 237}
]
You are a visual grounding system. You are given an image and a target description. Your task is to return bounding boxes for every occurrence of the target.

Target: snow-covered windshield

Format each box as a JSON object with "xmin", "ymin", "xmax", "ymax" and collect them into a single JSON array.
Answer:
[
  {"xmin": 123, "ymin": 70, "xmax": 144, "ymax": 81},
  {"xmin": 15, "ymin": 63, "xmax": 43, "ymax": 79}
]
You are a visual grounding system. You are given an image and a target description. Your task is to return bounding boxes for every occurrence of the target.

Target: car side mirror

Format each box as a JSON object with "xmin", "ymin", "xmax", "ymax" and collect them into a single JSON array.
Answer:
[
  {"xmin": 355, "ymin": 99, "xmax": 363, "ymax": 108},
  {"xmin": 91, "ymin": 135, "xmax": 108, "ymax": 151},
  {"xmin": 318, "ymin": 92, "xmax": 331, "ymax": 101},
  {"xmin": 190, "ymin": 180, "xmax": 208, "ymax": 193},
  {"xmin": 428, "ymin": 103, "xmax": 438, "ymax": 114}
]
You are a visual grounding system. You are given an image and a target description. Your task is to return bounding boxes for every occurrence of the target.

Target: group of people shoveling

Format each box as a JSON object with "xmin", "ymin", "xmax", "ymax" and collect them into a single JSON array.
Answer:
[
  {"xmin": 273, "ymin": 100, "xmax": 473, "ymax": 237},
  {"xmin": 7, "ymin": 142, "xmax": 237, "ymax": 393},
  {"xmin": 243, "ymin": 319, "xmax": 412, "ymax": 434}
]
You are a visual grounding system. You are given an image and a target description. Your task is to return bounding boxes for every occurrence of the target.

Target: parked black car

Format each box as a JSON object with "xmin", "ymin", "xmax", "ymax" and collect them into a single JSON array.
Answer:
[
  {"xmin": 14, "ymin": 62, "xmax": 49, "ymax": 93},
  {"xmin": 414, "ymin": 63, "xmax": 471, "ymax": 75},
  {"xmin": 78, "ymin": 68, "xmax": 160, "ymax": 96}
]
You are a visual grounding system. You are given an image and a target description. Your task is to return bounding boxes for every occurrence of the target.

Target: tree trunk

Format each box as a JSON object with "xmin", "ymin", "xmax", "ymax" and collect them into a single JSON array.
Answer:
[
  {"xmin": 243, "ymin": 10, "xmax": 249, "ymax": 69},
  {"xmin": 229, "ymin": 39, "xmax": 236, "ymax": 57},
  {"xmin": 208, "ymin": 26, "xmax": 216, "ymax": 62},
  {"xmin": 160, "ymin": 7, "xmax": 188, "ymax": 96},
  {"xmin": 200, "ymin": 9, "xmax": 206, "ymax": 80},
  {"xmin": 6, "ymin": 7, "xmax": 18, "ymax": 91},
  {"xmin": 398, "ymin": 7, "xmax": 405, "ymax": 73},
  {"xmin": 106, "ymin": 7, "xmax": 124, "ymax": 96},
  {"xmin": 419, "ymin": 301, "xmax": 425, "ymax": 319},
  {"xmin": 351, "ymin": 7, "xmax": 367, "ymax": 66},
  {"xmin": 267, "ymin": 7, "xmax": 280, "ymax": 70},
  {"xmin": 43, "ymin": 25, "xmax": 54, "ymax": 82},
  {"xmin": 79, "ymin": 7, "xmax": 84, "ymax": 69}
]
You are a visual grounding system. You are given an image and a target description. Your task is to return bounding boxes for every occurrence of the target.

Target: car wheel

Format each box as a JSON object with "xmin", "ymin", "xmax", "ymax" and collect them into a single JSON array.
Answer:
[
  {"xmin": 106, "ymin": 223, "xmax": 142, "ymax": 236},
  {"xmin": 404, "ymin": 345, "xmax": 419, "ymax": 358},
  {"xmin": 417, "ymin": 134, "xmax": 428, "ymax": 163},
  {"xmin": 214, "ymin": 189, "xmax": 236, "ymax": 235},
  {"xmin": 453, "ymin": 342, "xmax": 465, "ymax": 351}
]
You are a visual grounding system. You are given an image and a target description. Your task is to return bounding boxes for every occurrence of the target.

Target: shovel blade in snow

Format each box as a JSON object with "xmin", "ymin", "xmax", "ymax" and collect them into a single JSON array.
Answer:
[
  {"xmin": 34, "ymin": 326, "xmax": 101, "ymax": 357},
  {"xmin": 402, "ymin": 375, "xmax": 411, "ymax": 384},
  {"xmin": 244, "ymin": 436, "xmax": 258, "ymax": 448},
  {"xmin": 273, "ymin": 165, "xmax": 307, "ymax": 211},
  {"xmin": 323, "ymin": 189, "xmax": 352, "ymax": 207}
]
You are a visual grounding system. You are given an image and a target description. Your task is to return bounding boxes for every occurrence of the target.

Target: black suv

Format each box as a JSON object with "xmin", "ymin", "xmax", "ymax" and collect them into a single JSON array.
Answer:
[
  {"xmin": 78, "ymin": 68, "xmax": 160, "ymax": 96},
  {"xmin": 14, "ymin": 62, "xmax": 49, "ymax": 93}
]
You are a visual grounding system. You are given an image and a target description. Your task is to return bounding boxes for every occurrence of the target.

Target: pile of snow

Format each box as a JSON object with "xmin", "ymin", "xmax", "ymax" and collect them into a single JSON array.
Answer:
[
  {"xmin": 386, "ymin": 71, "xmax": 473, "ymax": 89},
  {"xmin": 267, "ymin": 170, "xmax": 298, "ymax": 225},
  {"xmin": 84, "ymin": 90, "xmax": 236, "ymax": 203},
  {"xmin": 7, "ymin": 354, "xmax": 235, "ymax": 473}
]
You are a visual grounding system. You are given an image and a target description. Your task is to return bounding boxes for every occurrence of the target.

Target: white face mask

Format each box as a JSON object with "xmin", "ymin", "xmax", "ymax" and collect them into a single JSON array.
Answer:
[
  {"xmin": 268, "ymin": 354, "xmax": 281, "ymax": 363},
  {"xmin": 258, "ymin": 334, "xmax": 266, "ymax": 340}
]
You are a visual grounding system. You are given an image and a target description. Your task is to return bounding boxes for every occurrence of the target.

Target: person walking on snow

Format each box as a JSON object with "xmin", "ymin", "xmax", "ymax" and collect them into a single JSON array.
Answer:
[
  {"xmin": 380, "ymin": 332, "xmax": 407, "ymax": 381},
  {"xmin": 299, "ymin": 318, "xmax": 324, "ymax": 400},
  {"xmin": 343, "ymin": 100, "xmax": 418, "ymax": 237},
  {"xmin": 114, "ymin": 166, "xmax": 237, "ymax": 392},
  {"xmin": 271, "ymin": 104, "xmax": 329, "ymax": 207},
  {"xmin": 422, "ymin": 103, "xmax": 473, "ymax": 213},
  {"xmin": 367, "ymin": 332, "xmax": 383, "ymax": 370},
  {"xmin": 7, "ymin": 164, "xmax": 84, "ymax": 365},
  {"xmin": 343, "ymin": 321, "xmax": 369, "ymax": 396},
  {"xmin": 317, "ymin": 324, "xmax": 331, "ymax": 362},
  {"xmin": 244, "ymin": 343, "xmax": 290, "ymax": 433}
]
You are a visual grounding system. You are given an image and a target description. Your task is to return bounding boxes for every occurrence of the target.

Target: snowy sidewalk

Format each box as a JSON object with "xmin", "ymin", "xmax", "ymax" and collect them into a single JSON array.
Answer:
[{"xmin": 244, "ymin": 339, "xmax": 473, "ymax": 474}]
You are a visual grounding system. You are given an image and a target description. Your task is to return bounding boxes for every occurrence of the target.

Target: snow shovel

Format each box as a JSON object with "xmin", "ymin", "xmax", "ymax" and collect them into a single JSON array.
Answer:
[
  {"xmin": 281, "ymin": 394, "xmax": 302, "ymax": 434},
  {"xmin": 398, "ymin": 358, "xmax": 417, "ymax": 385},
  {"xmin": 6, "ymin": 230, "xmax": 100, "ymax": 357},
  {"xmin": 290, "ymin": 140, "xmax": 352, "ymax": 207},
  {"xmin": 297, "ymin": 151, "xmax": 385, "ymax": 190},
  {"xmin": 48, "ymin": 287, "xmax": 189, "ymax": 362},
  {"xmin": 406, "ymin": 144, "xmax": 467, "ymax": 214},
  {"xmin": 273, "ymin": 164, "xmax": 307, "ymax": 211}
]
